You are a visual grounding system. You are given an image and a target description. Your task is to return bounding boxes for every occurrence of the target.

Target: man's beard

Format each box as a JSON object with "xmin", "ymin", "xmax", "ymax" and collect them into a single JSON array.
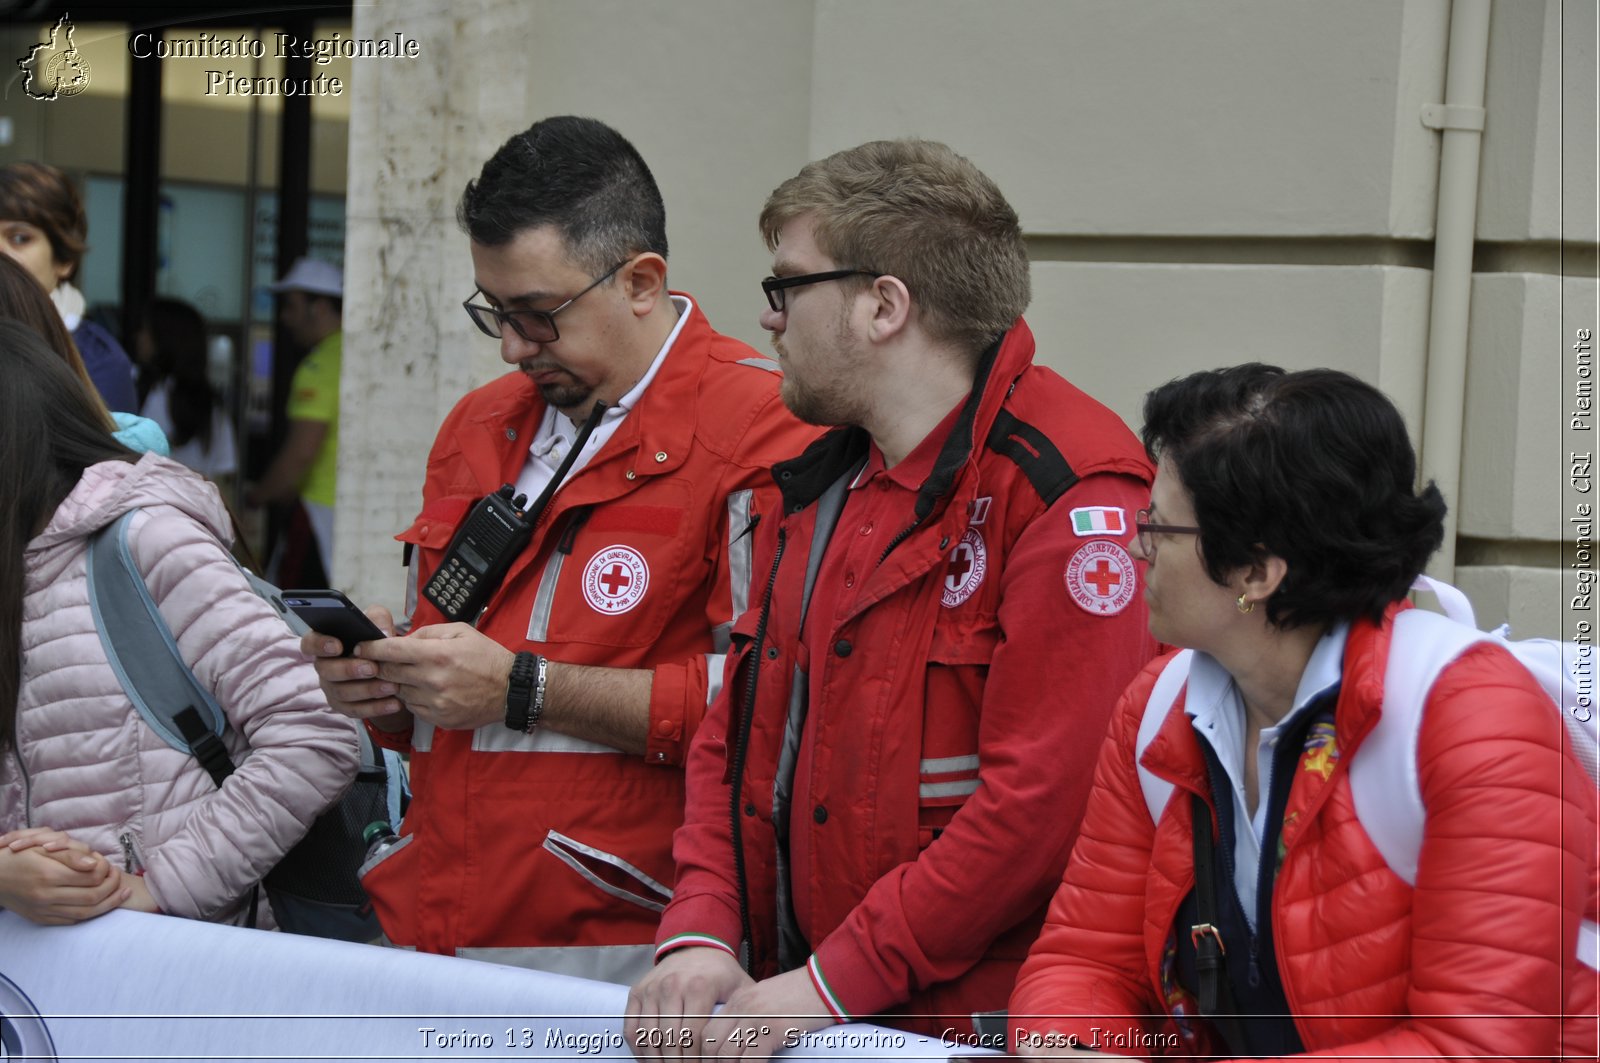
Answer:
[
  {"xmin": 536, "ymin": 379, "xmax": 594, "ymax": 412},
  {"xmin": 522, "ymin": 363, "xmax": 593, "ymax": 413},
  {"xmin": 772, "ymin": 317, "xmax": 863, "ymax": 428}
]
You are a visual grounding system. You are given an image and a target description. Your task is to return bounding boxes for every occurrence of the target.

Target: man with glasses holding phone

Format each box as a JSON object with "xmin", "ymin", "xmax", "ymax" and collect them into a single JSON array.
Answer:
[
  {"xmin": 301, "ymin": 116, "xmax": 815, "ymax": 981},
  {"xmin": 626, "ymin": 140, "xmax": 1157, "ymax": 1056}
]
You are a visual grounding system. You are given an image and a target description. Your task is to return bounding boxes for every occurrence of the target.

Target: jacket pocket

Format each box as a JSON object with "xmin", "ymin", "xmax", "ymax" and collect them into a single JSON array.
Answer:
[
  {"xmin": 356, "ymin": 830, "xmax": 417, "ymax": 946},
  {"xmin": 540, "ymin": 483, "xmax": 696, "ymax": 649},
  {"xmin": 918, "ymin": 612, "xmax": 999, "ymax": 844},
  {"xmin": 542, "ymin": 829, "xmax": 673, "ymax": 913}
]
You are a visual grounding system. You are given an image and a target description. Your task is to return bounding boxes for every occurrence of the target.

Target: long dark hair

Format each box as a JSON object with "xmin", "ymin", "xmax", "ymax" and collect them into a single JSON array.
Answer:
[
  {"xmin": 0, "ymin": 320, "xmax": 136, "ymax": 751},
  {"xmin": 0, "ymin": 255, "xmax": 115, "ymax": 433},
  {"xmin": 137, "ymin": 298, "xmax": 217, "ymax": 450}
]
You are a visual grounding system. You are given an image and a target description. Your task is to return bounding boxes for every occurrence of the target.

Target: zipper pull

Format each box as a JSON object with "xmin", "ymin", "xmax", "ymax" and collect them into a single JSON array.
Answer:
[
  {"xmin": 1247, "ymin": 934, "xmax": 1262, "ymax": 989},
  {"xmin": 557, "ymin": 506, "xmax": 593, "ymax": 555},
  {"xmin": 119, "ymin": 831, "xmax": 145, "ymax": 874}
]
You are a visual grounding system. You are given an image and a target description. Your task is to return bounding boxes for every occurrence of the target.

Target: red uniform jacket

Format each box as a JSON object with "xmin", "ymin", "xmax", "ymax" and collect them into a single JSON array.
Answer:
[
  {"xmin": 1011, "ymin": 607, "xmax": 1599, "ymax": 1061},
  {"xmin": 657, "ymin": 320, "xmax": 1158, "ymax": 1033},
  {"xmin": 362, "ymin": 297, "xmax": 818, "ymax": 982}
]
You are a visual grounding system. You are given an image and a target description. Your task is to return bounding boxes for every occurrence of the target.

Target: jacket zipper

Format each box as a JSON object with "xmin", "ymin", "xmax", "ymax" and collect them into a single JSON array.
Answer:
[
  {"xmin": 119, "ymin": 831, "xmax": 146, "ymax": 874},
  {"xmin": 730, "ymin": 521, "xmax": 785, "ymax": 974},
  {"xmin": 13, "ymin": 748, "xmax": 33, "ymax": 828},
  {"xmin": 555, "ymin": 507, "xmax": 593, "ymax": 555}
]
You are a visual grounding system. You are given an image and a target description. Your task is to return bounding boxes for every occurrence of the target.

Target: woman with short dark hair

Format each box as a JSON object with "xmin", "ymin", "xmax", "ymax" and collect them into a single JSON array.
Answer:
[{"xmin": 1010, "ymin": 364, "xmax": 1595, "ymax": 1060}]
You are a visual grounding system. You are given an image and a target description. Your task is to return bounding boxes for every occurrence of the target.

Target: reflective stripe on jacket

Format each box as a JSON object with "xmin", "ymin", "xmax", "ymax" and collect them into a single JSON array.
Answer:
[
  {"xmin": 659, "ymin": 319, "xmax": 1158, "ymax": 1032},
  {"xmin": 362, "ymin": 296, "xmax": 818, "ymax": 981}
]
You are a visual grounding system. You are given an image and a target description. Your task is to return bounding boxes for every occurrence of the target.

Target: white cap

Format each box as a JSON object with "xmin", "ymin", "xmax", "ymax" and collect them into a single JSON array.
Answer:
[{"xmin": 269, "ymin": 257, "xmax": 343, "ymax": 298}]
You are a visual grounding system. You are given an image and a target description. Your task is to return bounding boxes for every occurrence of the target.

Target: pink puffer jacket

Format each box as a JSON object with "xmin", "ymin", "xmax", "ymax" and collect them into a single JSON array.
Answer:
[{"xmin": 2, "ymin": 453, "xmax": 360, "ymax": 923}]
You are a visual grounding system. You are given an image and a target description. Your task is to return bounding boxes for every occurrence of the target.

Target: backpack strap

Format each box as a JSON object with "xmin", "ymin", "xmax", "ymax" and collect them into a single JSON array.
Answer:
[
  {"xmin": 1355, "ymin": 609, "xmax": 1494, "ymax": 886},
  {"xmin": 984, "ymin": 408, "xmax": 1079, "ymax": 508},
  {"xmin": 87, "ymin": 510, "xmax": 236, "ymax": 784},
  {"xmin": 1136, "ymin": 650, "xmax": 1193, "ymax": 823}
]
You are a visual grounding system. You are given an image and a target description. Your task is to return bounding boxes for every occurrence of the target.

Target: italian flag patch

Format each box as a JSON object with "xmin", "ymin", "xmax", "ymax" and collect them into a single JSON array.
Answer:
[{"xmin": 1069, "ymin": 506, "xmax": 1127, "ymax": 537}]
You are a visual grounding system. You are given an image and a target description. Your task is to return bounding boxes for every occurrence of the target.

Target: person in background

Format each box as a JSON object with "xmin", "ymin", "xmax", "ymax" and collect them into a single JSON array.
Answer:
[
  {"xmin": 136, "ymin": 297, "xmax": 238, "ymax": 485},
  {"xmin": 0, "ymin": 254, "xmax": 167, "ymax": 456},
  {"xmin": 0, "ymin": 320, "xmax": 359, "ymax": 928},
  {"xmin": 245, "ymin": 257, "xmax": 343, "ymax": 582},
  {"xmin": 1007, "ymin": 364, "xmax": 1596, "ymax": 1061},
  {"xmin": 0, "ymin": 160, "xmax": 138, "ymax": 413},
  {"xmin": 627, "ymin": 139, "xmax": 1156, "ymax": 1056}
]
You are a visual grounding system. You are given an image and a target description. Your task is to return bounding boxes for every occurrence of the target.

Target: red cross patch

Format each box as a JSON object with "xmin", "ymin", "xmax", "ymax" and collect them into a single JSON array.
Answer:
[
  {"xmin": 1064, "ymin": 540, "xmax": 1136, "ymax": 616},
  {"xmin": 582, "ymin": 545, "xmax": 650, "ymax": 615},
  {"xmin": 942, "ymin": 528, "xmax": 988, "ymax": 608}
]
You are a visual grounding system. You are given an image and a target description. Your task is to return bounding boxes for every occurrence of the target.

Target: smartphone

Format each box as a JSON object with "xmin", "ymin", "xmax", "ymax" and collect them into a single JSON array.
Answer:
[{"xmin": 277, "ymin": 589, "xmax": 387, "ymax": 656}]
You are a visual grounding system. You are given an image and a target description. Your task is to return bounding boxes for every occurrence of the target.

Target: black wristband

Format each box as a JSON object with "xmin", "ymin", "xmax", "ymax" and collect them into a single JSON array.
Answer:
[{"xmin": 504, "ymin": 651, "xmax": 538, "ymax": 732}]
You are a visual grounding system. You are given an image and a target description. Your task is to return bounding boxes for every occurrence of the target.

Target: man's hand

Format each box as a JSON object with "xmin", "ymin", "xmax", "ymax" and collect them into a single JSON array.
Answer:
[
  {"xmin": 356, "ymin": 623, "xmax": 514, "ymax": 732},
  {"xmin": 626, "ymin": 947, "xmax": 752, "ymax": 1060},
  {"xmin": 300, "ymin": 605, "xmax": 413, "ymax": 730},
  {"xmin": 701, "ymin": 967, "xmax": 833, "ymax": 1061},
  {"xmin": 0, "ymin": 844, "xmax": 128, "ymax": 925}
]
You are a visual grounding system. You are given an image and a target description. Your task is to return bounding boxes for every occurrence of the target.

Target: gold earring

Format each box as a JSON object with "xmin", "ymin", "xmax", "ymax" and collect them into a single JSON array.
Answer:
[{"xmin": 1236, "ymin": 594, "xmax": 1254, "ymax": 614}]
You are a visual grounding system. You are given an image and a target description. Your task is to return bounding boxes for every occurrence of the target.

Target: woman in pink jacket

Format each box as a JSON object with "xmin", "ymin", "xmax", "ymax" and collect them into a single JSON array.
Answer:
[
  {"xmin": 0, "ymin": 320, "xmax": 359, "ymax": 926},
  {"xmin": 1010, "ymin": 365, "xmax": 1596, "ymax": 1060}
]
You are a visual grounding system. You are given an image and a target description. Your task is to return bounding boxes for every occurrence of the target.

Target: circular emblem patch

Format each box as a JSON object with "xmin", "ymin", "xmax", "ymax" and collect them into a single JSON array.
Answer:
[
  {"xmin": 942, "ymin": 528, "xmax": 988, "ymax": 608},
  {"xmin": 1064, "ymin": 540, "xmax": 1136, "ymax": 616},
  {"xmin": 582, "ymin": 545, "xmax": 650, "ymax": 615}
]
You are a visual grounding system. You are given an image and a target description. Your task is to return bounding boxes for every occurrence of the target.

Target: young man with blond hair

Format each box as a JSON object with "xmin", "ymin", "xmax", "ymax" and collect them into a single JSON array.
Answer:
[{"xmin": 627, "ymin": 139, "xmax": 1157, "ymax": 1055}]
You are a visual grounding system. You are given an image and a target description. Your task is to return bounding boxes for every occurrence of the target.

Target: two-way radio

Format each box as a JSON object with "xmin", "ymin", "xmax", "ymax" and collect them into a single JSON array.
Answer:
[{"xmin": 422, "ymin": 401, "xmax": 608, "ymax": 624}]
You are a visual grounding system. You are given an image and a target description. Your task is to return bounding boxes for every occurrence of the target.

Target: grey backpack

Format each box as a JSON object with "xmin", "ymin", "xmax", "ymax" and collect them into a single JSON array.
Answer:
[{"xmin": 86, "ymin": 509, "xmax": 407, "ymax": 941}]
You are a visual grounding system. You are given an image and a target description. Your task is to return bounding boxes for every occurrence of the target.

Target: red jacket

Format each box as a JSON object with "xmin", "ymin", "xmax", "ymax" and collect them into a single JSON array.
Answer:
[
  {"xmin": 657, "ymin": 320, "xmax": 1158, "ymax": 1034},
  {"xmin": 1011, "ymin": 606, "xmax": 1599, "ymax": 1061},
  {"xmin": 361, "ymin": 298, "xmax": 818, "ymax": 982}
]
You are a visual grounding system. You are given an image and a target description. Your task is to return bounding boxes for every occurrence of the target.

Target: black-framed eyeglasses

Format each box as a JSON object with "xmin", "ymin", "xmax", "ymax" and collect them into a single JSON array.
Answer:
[
  {"xmin": 1134, "ymin": 507, "xmax": 1202, "ymax": 560},
  {"xmin": 463, "ymin": 259, "xmax": 628, "ymax": 344},
  {"xmin": 761, "ymin": 269, "xmax": 882, "ymax": 313}
]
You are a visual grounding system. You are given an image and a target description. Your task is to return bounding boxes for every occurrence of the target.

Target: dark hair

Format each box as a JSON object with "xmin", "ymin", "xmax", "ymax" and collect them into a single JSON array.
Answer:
[
  {"xmin": 138, "ymin": 298, "xmax": 218, "ymax": 450},
  {"xmin": 0, "ymin": 320, "xmax": 137, "ymax": 750},
  {"xmin": 0, "ymin": 255, "xmax": 114, "ymax": 432},
  {"xmin": 457, "ymin": 116, "xmax": 667, "ymax": 274},
  {"xmin": 0, "ymin": 161, "xmax": 87, "ymax": 277},
  {"xmin": 1140, "ymin": 363, "xmax": 1447, "ymax": 629}
]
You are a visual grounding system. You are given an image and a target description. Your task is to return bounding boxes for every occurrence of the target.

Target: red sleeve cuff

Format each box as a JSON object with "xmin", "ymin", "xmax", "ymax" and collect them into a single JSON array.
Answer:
[
  {"xmin": 645, "ymin": 657, "xmax": 708, "ymax": 767},
  {"xmin": 805, "ymin": 955, "xmax": 850, "ymax": 1023},
  {"xmin": 654, "ymin": 892, "xmax": 744, "ymax": 960},
  {"xmin": 655, "ymin": 932, "xmax": 737, "ymax": 963},
  {"xmin": 809, "ymin": 929, "xmax": 899, "ymax": 1021},
  {"xmin": 365, "ymin": 719, "xmax": 414, "ymax": 752}
]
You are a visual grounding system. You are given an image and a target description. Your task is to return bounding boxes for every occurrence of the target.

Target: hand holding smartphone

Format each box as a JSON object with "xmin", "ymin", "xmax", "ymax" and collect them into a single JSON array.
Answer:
[{"xmin": 274, "ymin": 589, "xmax": 388, "ymax": 656}]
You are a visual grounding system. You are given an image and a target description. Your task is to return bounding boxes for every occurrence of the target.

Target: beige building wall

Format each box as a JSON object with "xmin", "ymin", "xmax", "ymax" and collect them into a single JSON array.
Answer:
[{"xmin": 340, "ymin": 0, "xmax": 1597, "ymax": 641}]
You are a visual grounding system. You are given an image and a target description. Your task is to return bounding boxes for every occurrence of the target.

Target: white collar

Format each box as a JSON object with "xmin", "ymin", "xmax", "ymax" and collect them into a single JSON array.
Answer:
[
  {"xmin": 1185, "ymin": 621, "xmax": 1349, "ymax": 734},
  {"xmin": 531, "ymin": 293, "xmax": 692, "ymax": 461}
]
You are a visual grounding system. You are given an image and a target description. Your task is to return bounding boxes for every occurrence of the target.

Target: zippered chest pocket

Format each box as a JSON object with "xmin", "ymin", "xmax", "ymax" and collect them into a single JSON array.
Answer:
[{"xmin": 528, "ymin": 484, "xmax": 697, "ymax": 649}]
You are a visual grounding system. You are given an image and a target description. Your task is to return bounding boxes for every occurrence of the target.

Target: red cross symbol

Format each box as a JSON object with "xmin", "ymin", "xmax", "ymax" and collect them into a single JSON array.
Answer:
[
  {"xmin": 1083, "ymin": 559, "xmax": 1123, "ymax": 596},
  {"xmin": 599, "ymin": 564, "xmax": 633, "ymax": 596},
  {"xmin": 946, "ymin": 545, "xmax": 973, "ymax": 587}
]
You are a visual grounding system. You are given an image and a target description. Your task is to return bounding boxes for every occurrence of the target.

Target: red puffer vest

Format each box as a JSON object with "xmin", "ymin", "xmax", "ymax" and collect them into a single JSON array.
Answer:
[{"xmin": 1012, "ymin": 607, "xmax": 1599, "ymax": 1061}]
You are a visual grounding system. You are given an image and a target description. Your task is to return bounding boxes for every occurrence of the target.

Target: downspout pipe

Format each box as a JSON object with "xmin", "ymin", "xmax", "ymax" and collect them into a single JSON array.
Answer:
[{"xmin": 1420, "ymin": 0, "xmax": 1492, "ymax": 580}]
